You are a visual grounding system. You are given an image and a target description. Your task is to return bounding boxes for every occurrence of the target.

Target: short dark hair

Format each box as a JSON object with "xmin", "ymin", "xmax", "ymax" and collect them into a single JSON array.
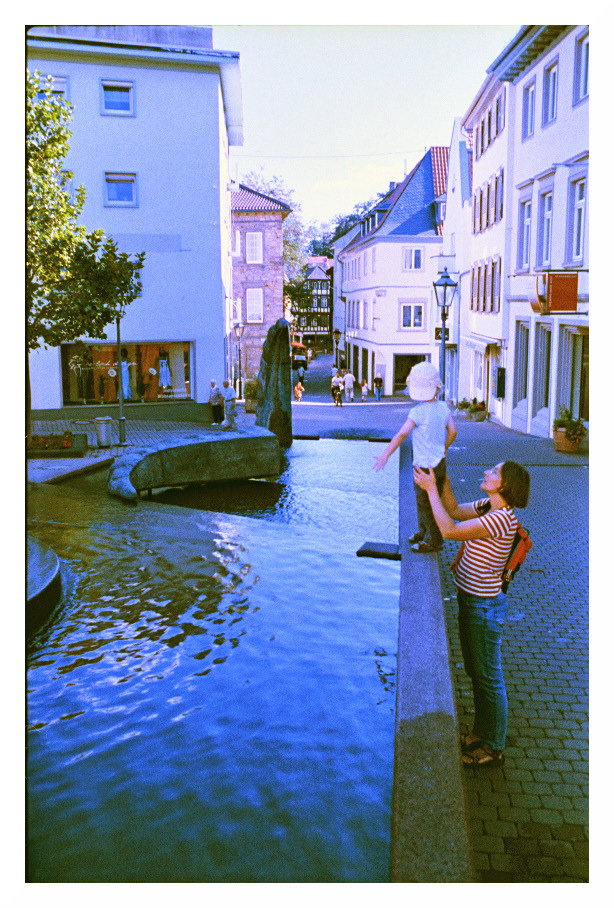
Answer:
[{"xmin": 499, "ymin": 461, "xmax": 530, "ymax": 508}]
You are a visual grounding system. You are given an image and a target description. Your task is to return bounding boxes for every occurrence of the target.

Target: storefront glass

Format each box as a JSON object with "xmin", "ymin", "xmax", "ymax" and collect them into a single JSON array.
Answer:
[{"xmin": 61, "ymin": 342, "xmax": 192, "ymax": 405}]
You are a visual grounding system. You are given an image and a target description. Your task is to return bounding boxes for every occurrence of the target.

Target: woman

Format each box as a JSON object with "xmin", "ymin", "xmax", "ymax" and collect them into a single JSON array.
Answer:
[{"xmin": 413, "ymin": 461, "xmax": 530, "ymax": 766}]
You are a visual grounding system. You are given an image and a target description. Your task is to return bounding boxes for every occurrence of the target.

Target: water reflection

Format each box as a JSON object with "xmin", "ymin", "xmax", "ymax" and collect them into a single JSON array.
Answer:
[{"xmin": 27, "ymin": 440, "xmax": 400, "ymax": 882}]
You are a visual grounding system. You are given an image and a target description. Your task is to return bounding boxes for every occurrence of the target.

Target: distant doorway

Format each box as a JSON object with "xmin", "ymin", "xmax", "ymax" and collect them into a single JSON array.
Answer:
[{"xmin": 394, "ymin": 354, "xmax": 428, "ymax": 392}]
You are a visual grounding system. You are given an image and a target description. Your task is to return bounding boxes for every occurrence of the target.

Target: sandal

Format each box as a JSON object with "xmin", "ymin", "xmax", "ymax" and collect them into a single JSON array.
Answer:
[
  {"xmin": 462, "ymin": 744, "xmax": 505, "ymax": 767},
  {"xmin": 411, "ymin": 542, "xmax": 443, "ymax": 553},
  {"xmin": 460, "ymin": 735, "xmax": 484, "ymax": 754},
  {"xmin": 408, "ymin": 532, "xmax": 424, "ymax": 544}
]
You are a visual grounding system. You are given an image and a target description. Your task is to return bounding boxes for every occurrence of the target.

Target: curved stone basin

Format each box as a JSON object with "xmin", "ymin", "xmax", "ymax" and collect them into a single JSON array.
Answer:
[{"xmin": 107, "ymin": 426, "xmax": 281, "ymax": 501}]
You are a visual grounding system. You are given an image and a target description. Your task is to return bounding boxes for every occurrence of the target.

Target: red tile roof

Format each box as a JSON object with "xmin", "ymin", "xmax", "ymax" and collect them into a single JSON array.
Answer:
[
  {"xmin": 231, "ymin": 184, "xmax": 291, "ymax": 214},
  {"xmin": 431, "ymin": 146, "xmax": 449, "ymax": 199}
]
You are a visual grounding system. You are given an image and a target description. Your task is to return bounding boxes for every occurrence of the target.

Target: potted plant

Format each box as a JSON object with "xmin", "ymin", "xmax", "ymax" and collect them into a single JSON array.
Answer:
[
  {"xmin": 552, "ymin": 407, "xmax": 587, "ymax": 453},
  {"xmin": 468, "ymin": 399, "xmax": 488, "ymax": 421},
  {"xmin": 455, "ymin": 398, "xmax": 472, "ymax": 418},
  {"xmin": 244, "ymin": 378, "xmax": 259, "ymax": 413}
]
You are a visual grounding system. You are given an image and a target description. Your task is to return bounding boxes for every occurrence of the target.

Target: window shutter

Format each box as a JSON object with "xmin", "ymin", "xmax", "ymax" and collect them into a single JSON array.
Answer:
[{"xmin": 246, "ymin": 288, "xmax": 263, "ymax": 322}]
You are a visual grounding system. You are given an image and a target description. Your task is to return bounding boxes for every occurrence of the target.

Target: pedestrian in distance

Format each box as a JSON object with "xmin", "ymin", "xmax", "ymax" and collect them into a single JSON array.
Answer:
[
  {"xmin": 413, "ymin": 460, "xmax": 530, "ymax": 768},
  {"xmin": 297, "ymin": 364, "xmax": 305, "ymax": 382},
  {"xmin": 221, "ymin": 379, "xmax": 237, "ymax": 428},
  {"xmin": 373, "ymin": 360, "xmax": 456, "ymax": 553},
  {"xmin": 294, "ymin": 380, "xmax": 304, "ymax": 402},
  {"xmin": 208, "ymin": 379, "xmax": 224, "ymax": 425},
  {"xmin": 344, "ymin": 369, "xmax": 356, "ymax": 403},
  {"xmin": 373, "ymin": 374, "xmax": 383, "ymax": 401},
  {"xmin": 331, "ymin": 371, "xmax": 344, "ymax": 406},
  {"xmin": 361, "ymin": 379, "xmax": 368, "ymax": 402}
]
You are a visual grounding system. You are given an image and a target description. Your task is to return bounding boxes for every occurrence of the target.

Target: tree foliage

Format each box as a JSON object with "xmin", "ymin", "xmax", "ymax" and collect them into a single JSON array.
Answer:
[
  {"xmin": 26, "ymin": 69, "xmax": 145, "ymax": 353},
  {"xmin": 305, "ymin": 192, "xmax": 388, "ymax": 258},
  {"xmin": 241, "ymin": 169, "xmax": 307, "ymax": 280}
]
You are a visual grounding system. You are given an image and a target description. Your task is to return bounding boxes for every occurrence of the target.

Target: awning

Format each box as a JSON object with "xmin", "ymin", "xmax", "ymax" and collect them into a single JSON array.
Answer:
[{"xmin": 463, "ymin": 335, "xmax": 500, "ymax": 355}]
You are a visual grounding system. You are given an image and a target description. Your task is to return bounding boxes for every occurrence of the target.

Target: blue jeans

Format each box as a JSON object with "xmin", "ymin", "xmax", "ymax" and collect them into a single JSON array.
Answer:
[
  {"xmin": 414, "ymin": 457, "xmax": 447, "ymax": 547},
  {"xmin": 374, "ymin": 385, "xmax": 382, "ymax": 400},
  {"xmin": 457, "ymin": 589, "xmax": 508, "ymax": 751}
]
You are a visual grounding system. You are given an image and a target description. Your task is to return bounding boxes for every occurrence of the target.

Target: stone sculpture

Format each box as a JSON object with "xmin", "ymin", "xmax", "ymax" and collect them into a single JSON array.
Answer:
[{"xmin": 254, "ymin": 318, "xmax": 293, "ymax": 448}]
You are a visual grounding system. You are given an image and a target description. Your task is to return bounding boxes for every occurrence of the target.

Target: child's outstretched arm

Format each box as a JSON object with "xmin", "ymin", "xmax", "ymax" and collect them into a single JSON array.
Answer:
[
  {"xmin": 373, "ymin": 417, "xmax": 415, "ymax": 471},
  {"xmin": 445, "ymin": 414, "xmax": 457, "ymax": 452}
]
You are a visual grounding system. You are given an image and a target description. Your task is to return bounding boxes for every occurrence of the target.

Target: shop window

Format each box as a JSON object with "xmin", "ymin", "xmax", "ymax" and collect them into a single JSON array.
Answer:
[{"xmin": 61, "ymin": 342, "xmax": 192, "ymax": 404}]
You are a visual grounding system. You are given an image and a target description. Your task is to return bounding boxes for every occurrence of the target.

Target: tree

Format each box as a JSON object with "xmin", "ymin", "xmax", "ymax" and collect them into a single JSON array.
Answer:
[
  {"xmin": 305, "ymin": 191, "xmax": 389, "ymax": 258},
  {"xmin": 26, "ymin": 70, "xmax": 145, "ymax": 432},
  {"xmin": 241, "ymin": 169, "xmax": 307, "ymax": 280}
]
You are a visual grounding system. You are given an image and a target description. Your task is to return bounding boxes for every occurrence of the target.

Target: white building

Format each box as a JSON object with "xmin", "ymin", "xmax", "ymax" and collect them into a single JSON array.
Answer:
[
  {"xmin": 450, "ymin": 25, "xmax": 589, "ymax": 435},
  {"xmin": 336, "ymin": 148, "xmax": 449, "ymax": 397},
  {"xmin": 27, "ymin": 25, "xmax": 243, "ymax": 411}
]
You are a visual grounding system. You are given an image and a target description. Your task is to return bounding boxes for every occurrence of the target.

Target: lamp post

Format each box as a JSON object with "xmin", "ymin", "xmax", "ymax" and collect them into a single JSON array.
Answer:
[
  {"xmin": 115, "ymin": 315, "xmax": 127, "ymax": 445},
  {"xmin": 332, "ymin": 327, "xmax": 341, "ymax": 369},
  {"xmin": 233, "ymin": 322, "xmax": 245, "ymax": 400},
  {"xmin": 433, "ymin": 268, "xmax": 458, "ymax": 401}
]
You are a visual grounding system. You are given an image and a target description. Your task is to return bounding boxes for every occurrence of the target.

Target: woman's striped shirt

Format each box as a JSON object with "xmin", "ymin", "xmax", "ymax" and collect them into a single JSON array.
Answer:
[{"xmin": 452, "ymin": 498, "xmax": 518, "ymax": 597}]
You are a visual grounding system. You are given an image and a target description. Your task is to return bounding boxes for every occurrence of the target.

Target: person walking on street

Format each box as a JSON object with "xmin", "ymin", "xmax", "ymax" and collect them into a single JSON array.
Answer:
[
  {"xmin": 298, "ymin": 364, "xmax": 305, "ymax": 383},
  {"xmin": 374, "ymin": 374, "xmax": 383, "ymax": 401},
  {"xmin": 373, "ymin": 361, "xmax": 456, "ymax": 552},
  {"xmin": 361, "ymin": 379, "xmax": 368, "ymax": 402},
  {"xmin": 332, "ymin": 371, "xmax": 344, "ymax": 406},
  {"xmin": 344, "ymin": 369, "xmax": 356, "ymax": 403},
  {"xmin": 222, "ymin": 379, "xmax": 237, "ymax": 427},
  {"xmin": 208, "ymin": 379, "xmax": 224, "ymax": 425},
  {"xmin": 413, "ymin": 460, "xmax": 530, "ymax": 767},
  {"xmin": 294, "ymin": 380, "xmax": 304, "ymax": 402}
]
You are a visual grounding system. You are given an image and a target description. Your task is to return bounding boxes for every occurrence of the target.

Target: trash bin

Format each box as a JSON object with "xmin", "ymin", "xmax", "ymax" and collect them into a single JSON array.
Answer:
[{"xmin": 95, "ymin": 416, "xmax": 113, "ymax": 448}]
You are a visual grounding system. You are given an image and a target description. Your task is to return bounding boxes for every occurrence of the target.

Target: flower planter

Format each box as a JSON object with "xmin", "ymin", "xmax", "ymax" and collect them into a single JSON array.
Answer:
[
  {"xmin": 470, "ymin": 410, "xmax": 488, "ymax": 422},
  {"xmin": 454, "ymin": 408, "xmax": 471, "ymax": 420},
  {"xmin": 27, "ymin": 433, "xmax": 88, "ymax": 458},
  {"xmin": 245, "ymin": 399, "xmax": 257, "ymax": 414},
  {"xmin": 553, "ymin": 429, "xmax": 582, "ymax": 453}
]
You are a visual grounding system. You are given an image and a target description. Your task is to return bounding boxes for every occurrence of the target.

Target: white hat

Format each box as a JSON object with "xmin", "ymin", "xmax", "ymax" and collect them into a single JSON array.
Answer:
[{"xmin": 407, "ymin": 361, "xmax": 442, "ymax": 401}]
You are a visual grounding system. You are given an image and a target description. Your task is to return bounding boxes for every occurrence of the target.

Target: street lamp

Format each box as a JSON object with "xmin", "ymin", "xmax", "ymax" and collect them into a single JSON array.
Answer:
[
  {"xmin": 233, "ymin": 322, "xmax": 245, "ymax": 400},
  {"xmin": 332, "ymin": 327, "xmax": 341, "ymax": 369},
  {"xmin": 115, "ymin": 315, "xmax": 128, "ymax": 445},
  {"xmin": 433, "ymin": 268, "xmax": 458, "ymax": 401}
]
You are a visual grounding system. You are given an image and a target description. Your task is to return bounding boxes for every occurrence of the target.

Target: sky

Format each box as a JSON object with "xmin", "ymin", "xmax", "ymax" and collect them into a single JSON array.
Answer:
[{"xmin": 212, "ymin": 24, "xmax": 522, "ymax": 228}]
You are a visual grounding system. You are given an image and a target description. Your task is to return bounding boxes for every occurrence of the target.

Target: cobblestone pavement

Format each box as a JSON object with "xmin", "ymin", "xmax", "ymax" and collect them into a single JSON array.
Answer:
[
  {"xmin": 29, "ymin": 354, "xmax": 589, "ymax": 881},
  {"xmin": 439, "ymin": 456, "xmax": 588, "ymax": 882}
]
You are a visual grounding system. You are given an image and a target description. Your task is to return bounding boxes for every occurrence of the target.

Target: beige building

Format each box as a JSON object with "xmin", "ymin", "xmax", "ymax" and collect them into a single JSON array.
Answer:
[{"xmin": 230, "ymin": 185, "xmax": 291, "ymax": 383}]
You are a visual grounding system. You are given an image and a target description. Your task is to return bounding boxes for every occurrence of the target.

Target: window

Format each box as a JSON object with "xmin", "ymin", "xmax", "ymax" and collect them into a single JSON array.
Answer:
[
  {"xmin": 371, "ymin": 301, "xmax": 377, "ymax": 329},
  {"xmin": 497, "ymin": 169, "xmax": 504, "ymax": 222},
  {"xmin": 522, "ymin": 81, "xmax": 536, "ymax": 139},
  {"xmin": 533, "ymin": 325, "xmax": 552, "ymax": 414},
  {"xmin": 570, "ymin": 178, "xmax": 586, "ymax": 262},
  {"xmin": 232, "ymin": 230, "xmax": 240, "ymax": 256},
  {"xmin": 485, "ymin": 183, "xmax": 491, "ymax": 228},
  {"xmin": 574, "ymin": 31, "xmax": 589, "ymax": 103},
  {"xmin": 37, "ymin": 74, "xmax": 68, "ymax": 101},
  {"xmin": 518, "ymin": 199, "xmax": 532, "ymax": 270},
  {"xmin": 363, "ymin": 252, "xmax": 368, "ymax": 276},
  {"xmin": 543, "ymin": 61, "xmax": 558, "ymax": 125},
  {"xmin": 101, "ymin": 79, "xmax": 135, "ymax": 116},
  {"xmin": 104, "ymin": 172, "xmax": 137, "ymax": 207},
  {"xmin": 402, "ymin": 247, "xmax": 423, "ymax": 270},
  {"xmin": 513, "ymin": 323, "xmax": 530, "ymax": 407},
  {"xmin": 246, "ymin": 232, "xmax": 263, "ymax": 264},
  {"xmin": 245, "ymin": 288, "xmax": 264, "ymax": 322},
  {"xmin": 494, "ymin": 257, "xmax": 501, "ymax": 313},
  {"xmin": 363, "ymin": 300, "xmax": 368, "ymax": 328},
  {"xmin": 485, "ymin": 259, "xmax": 492, "ymax": 311},
  {"xmin": 471, "ymin": 266, "xmax": 477, "ymax": 310},
  {"xmin": 474, "ymin": 352, "xmax": 483, "ymax": 394},
  {"xmin": 400, "ymin": 302, "xmax": 424, "ymax": 329},
  {"xmin": 474, "ymin": 125, "xmax": 480, "ymax": 160},
  {"xmin": 372, "ymin": 248, "xmax": 376, "ymax": 273},
  {"xmin": 538, "ymin": 191, "xmax": 553, "ymax": 267}
]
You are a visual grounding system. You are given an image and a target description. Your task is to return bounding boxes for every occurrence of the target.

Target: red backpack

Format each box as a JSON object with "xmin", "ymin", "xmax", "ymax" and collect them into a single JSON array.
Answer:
[{"xmin": 451, "ymin": 505, "xmax": 532, "ymax": 593}]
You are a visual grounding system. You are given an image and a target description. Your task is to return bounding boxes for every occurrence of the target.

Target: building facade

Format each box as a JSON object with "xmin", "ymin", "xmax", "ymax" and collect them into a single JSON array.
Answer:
[
  {"xmin": 336, "ymin": 148, "xmax": 449, "ymax": 396},
  {"xmin": 450, "ymin": 25, "xmax": 589, "ymax": 436},
  {"xmin": 298, "ymin": 260, "xmax": 333, "ymax": 353},
  {"xmin": 230, "ymin": 185, "xmax": 291, "ymax": 383},
  {"xmin": 27, "ymin": 25, "xmax": 242, "ymax": 410}
]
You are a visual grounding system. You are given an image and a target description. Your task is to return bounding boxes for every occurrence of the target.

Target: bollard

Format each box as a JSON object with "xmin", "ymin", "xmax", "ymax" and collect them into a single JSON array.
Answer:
[{"xmin": 95, "ymin": 416, "xmax": 113, "ymax": 448}]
